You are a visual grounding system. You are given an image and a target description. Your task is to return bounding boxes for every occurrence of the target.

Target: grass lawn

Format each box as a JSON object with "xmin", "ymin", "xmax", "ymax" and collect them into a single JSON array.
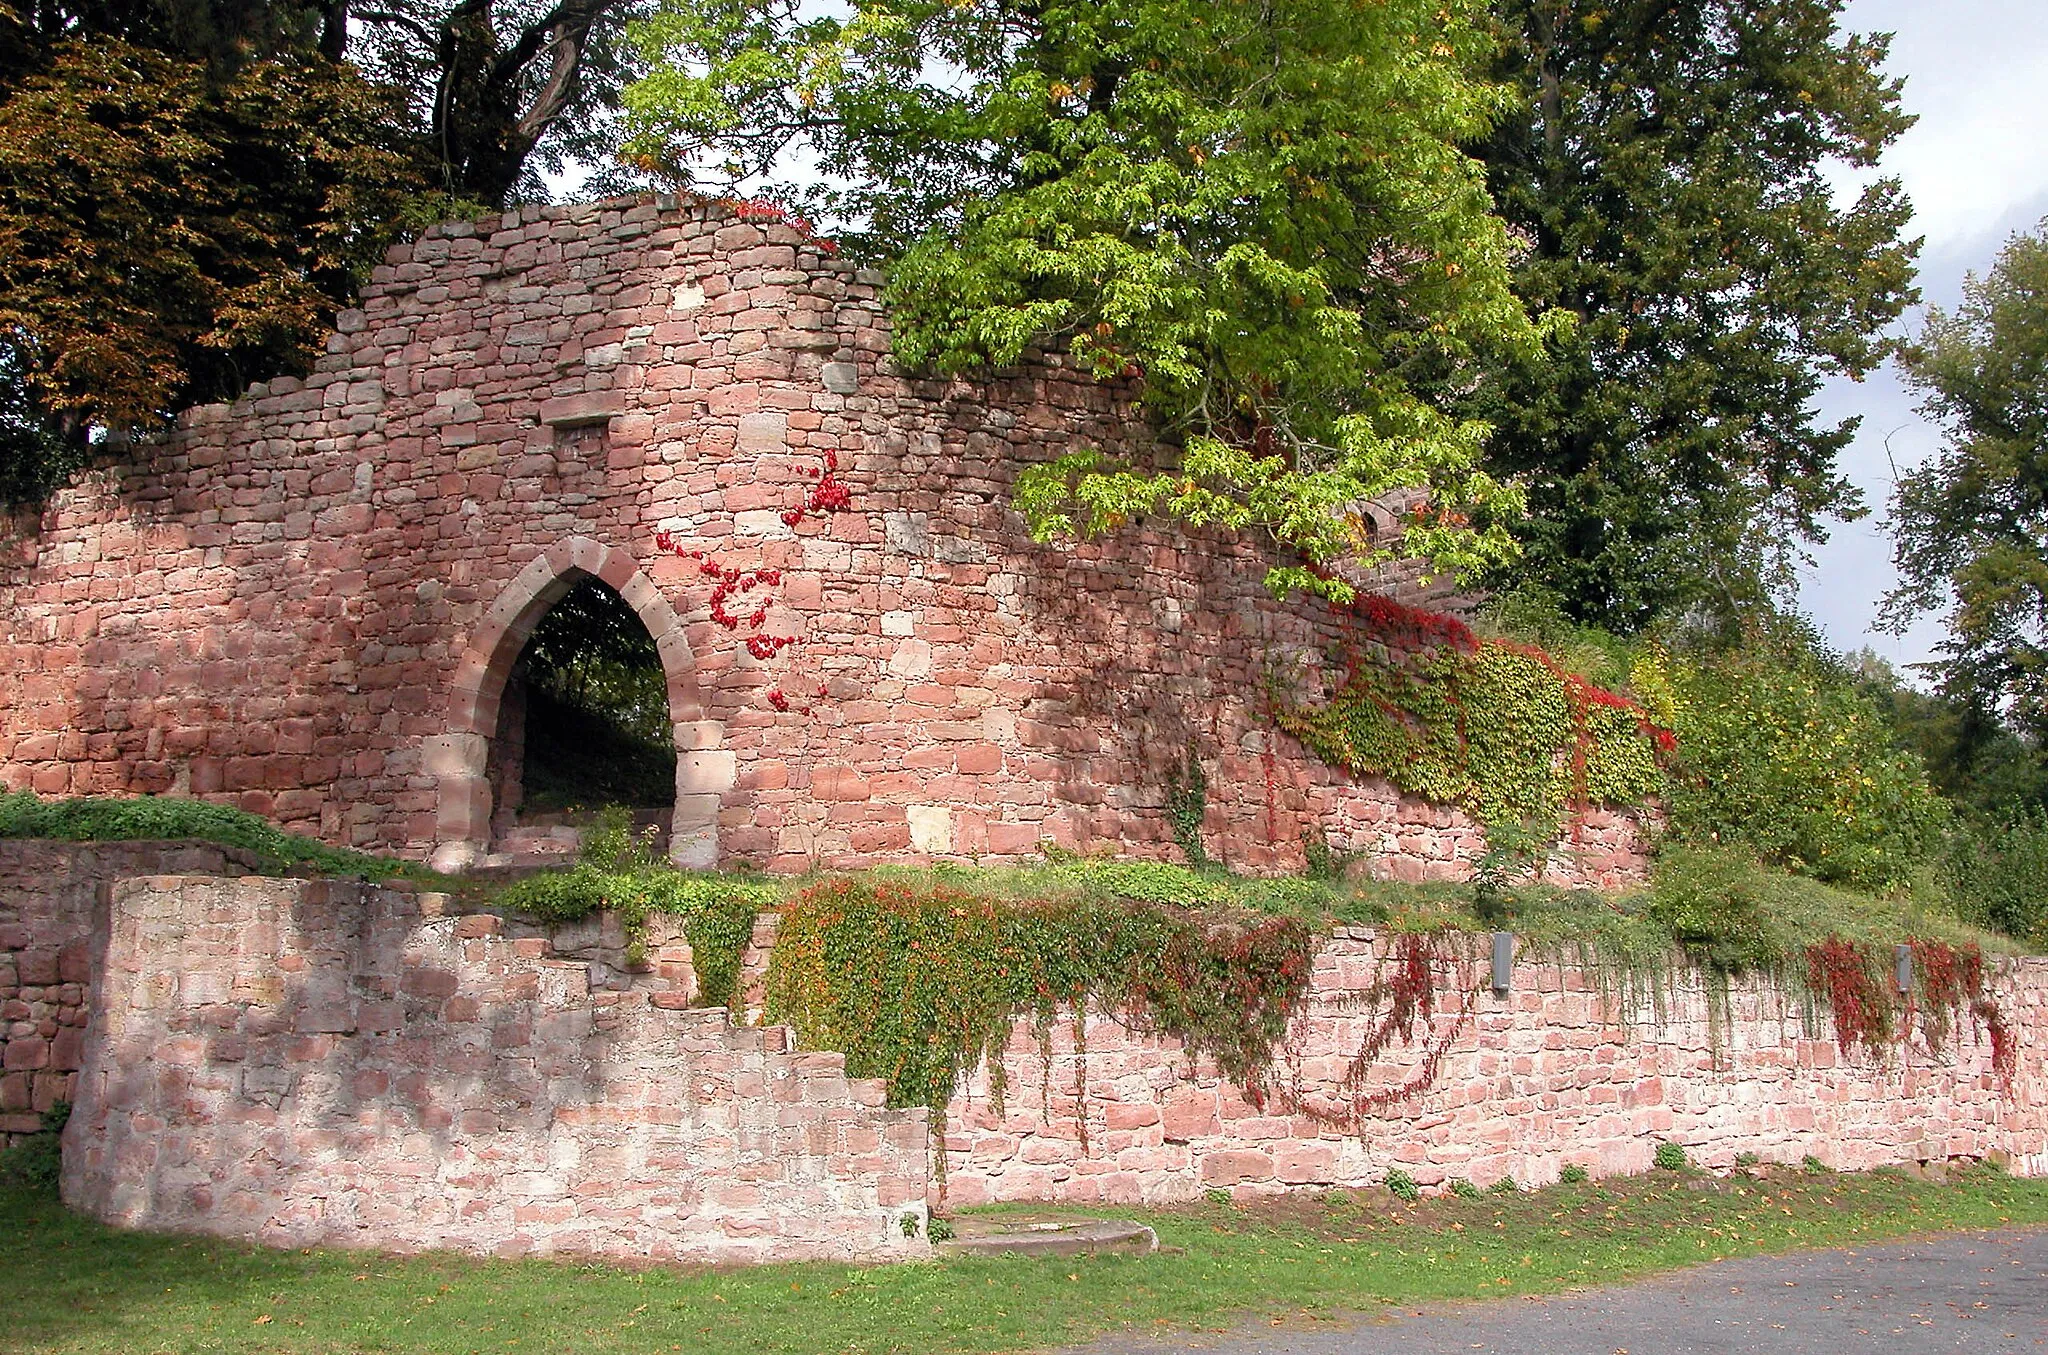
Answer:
[{"xmin": 2, "ymin": 1163, "xmax": 2043, "ymax": 1354}]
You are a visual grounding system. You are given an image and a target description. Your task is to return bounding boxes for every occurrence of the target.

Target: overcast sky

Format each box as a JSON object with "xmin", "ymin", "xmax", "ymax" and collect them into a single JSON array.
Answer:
[{"xmin": 1798, "ymin": 0, "xmax": 2048, "ymax": 672}]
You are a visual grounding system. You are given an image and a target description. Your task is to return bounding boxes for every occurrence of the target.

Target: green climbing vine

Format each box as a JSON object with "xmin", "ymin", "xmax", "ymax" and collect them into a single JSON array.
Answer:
[
  {"xmin": 1164, "ymin": 746, "xmax": 1210, "ymax": 866},
  {"xmin": 1276, "ymin": 594, "xmax": 1670, "ymax": 828},
  {"xmin": 495, "ymin": 810, "xmax": 777, "ymax": 1005},
  {"xmin": 763, "ymin": 876, "xmax": 1318, "ymax": 1117}
]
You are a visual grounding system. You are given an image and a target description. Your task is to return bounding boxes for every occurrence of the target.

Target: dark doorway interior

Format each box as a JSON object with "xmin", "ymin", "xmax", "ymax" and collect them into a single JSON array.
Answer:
[{"xmin": 486, "ymin": 578, "xmax": 676, "ymax": 855}]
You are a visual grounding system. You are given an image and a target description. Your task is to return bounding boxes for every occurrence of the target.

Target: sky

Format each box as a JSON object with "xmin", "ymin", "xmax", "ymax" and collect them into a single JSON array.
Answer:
[{"xmin": 1797, "ymin": 0, "xmax": 2048, "ymax": 672}]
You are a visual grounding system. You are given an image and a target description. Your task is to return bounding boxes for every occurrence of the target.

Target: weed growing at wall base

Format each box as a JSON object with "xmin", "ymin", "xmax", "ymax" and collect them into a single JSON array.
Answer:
[{"xmin": 0, "ymin": 1103, "xmax": 67, "ymax": 1192}]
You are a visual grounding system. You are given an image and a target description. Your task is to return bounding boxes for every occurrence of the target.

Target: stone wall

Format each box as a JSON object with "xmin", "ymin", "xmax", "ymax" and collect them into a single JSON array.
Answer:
[
  {"xmin": 0, "ymin": 840, "xmax": 257, "ymax": 1146},
  {"xmin": 936, "ymin": 932, "xmax": 2048, "ymax": 1204},
  {"xmin": 25, "ymin": 856, "xmax": 2047, "ymax": 1261},
  {"xmin": 0, "ymin": 193, "xmax": 1649, "ymax": 886},
  {"xmin": 62, "ymin": 874, "xmax": 930, "ymax": 1263}
]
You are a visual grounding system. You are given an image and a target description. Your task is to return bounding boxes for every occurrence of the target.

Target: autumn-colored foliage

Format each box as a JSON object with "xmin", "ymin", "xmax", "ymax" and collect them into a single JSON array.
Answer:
[{"xmin": 0, "ymin": 37, "xmax": 423, "ymax": 496}]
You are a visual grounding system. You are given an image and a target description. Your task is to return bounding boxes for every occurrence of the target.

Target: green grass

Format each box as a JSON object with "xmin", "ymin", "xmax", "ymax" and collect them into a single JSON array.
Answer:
[
  {"xmin": 2, "ymin": 1164, "xmax": 2043, "ymax": 1354},
  {"xmin": 0, "ymin": 791, "xmax": 410, "ymax": 881}
]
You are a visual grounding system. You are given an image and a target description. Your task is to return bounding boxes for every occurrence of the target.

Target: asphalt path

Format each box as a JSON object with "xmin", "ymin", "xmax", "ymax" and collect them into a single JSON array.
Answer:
[{"xmin": 1073, "ymin": 1227, "xmax": 2047, "ymax": 1355}]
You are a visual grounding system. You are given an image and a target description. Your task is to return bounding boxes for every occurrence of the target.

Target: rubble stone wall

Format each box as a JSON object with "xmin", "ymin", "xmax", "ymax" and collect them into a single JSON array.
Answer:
[
  {"xmin": 0, "ymin": 840, "xmax": 256, "ymax": 1146},
  {"xmin": 61, "ymin": 874, "xmax": 930, "ymax": 1263},
  {"xmin": 19, "ymin": 851, "xmax": 2043, "ymax": 1261},
  {"xmin": 937, "ymin": 933, "xmax": 2048, "ymax": 1204},
  {"xmin": 0, "ymin": 193, "xmax": 1649, "ymax": 886}
]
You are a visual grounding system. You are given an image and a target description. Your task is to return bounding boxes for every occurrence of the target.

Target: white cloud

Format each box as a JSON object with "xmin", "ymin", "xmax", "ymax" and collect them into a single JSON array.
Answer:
[{"xmin": 1827, "ymin": 3, "xmax": 2048, "ymax": 257}]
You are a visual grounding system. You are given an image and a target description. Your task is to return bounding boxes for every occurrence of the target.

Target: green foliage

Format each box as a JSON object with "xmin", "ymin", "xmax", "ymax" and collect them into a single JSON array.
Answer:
[
  {"xmin": 1943, "ymin": 809, "xmax": 2048, "ymax": 946},
  {"xmin": 1487, "ymin": 1176, "xmax": 1517, "ymax": 1195},
  {"xmin": 521, "ymin": 579, "xmax": 671, "ymax": 744},
  {"xmin": 1647, "ymin": 847, "xmax": 1784, "ymax": 973},
  {"xmin": 0, "ymin": 791, "xmax": 405, "ymax": 878},
  {"xmin": 1299, "ymin": 829, "xmax": 1359, "ymax": 884},
  {"xmin": 1449, "ymin": 1178, "xmax": 1481, "ymax": 1200},
  {"xmin": 1277, "ymin": 627, "xmax": 1666, "ymax": 830},
  {"xmin": 1735, "ymin": 1151, "xmax": 1761, "ymax": 1169},
  {"xmin": 1885, "ymin": 218, "xmax": 2048, "ymax": 751},
  {"xmin": 1850, "ymin": 649, "xmax": 2048, "ymax": 823},
  {"xmin": 1653, "ymin": 1141, "xmax": 1686, "ymax": 1172},
  {"xmin": 1802, "ymin": 1154, "xmax": 1831, "ymax": 1174},
  {"xmin": 496, "ymin": 813, "xmax": 777, "ymax": 1001},
  {"xmin": 1661, "ymin": 640, "xmax": 1952, "ymax": 892},
  {"xmin": 764, "ymin": 875, "xmax": 1316, "ymax": 1114},
  {"xmin": 1647, "ymin": 847, "xmax": 1990, "ymax": 966},
  {"xmin": 1459, "ymin": 0, "xmax": 1917, "ymax": 629},
  {"xmin": 1558, "ymin": 1163, "xmax": 1589, "ymax": 1185},
  {"xmin": 0, "ymin": 1103, "xmax": 67, "ymax": 1193},
  {"xmin": 1383, "ymin": 1168, "xmax": 1420, "ymax": 1202},
  {"xmin": 940, "ymin": 853, "xmax": 1346, "ymax": 919},
  {"xmin": 626, "ymin": 0, "xmax": 1537, "ymax": 596},
  {"xmin": 1162, "ymin": 747, "xmax": 1208, "ymax": 867}
]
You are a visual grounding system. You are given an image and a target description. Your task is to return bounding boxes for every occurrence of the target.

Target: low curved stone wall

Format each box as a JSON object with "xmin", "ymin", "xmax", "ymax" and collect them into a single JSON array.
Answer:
[
  {"xmin": 37, "ymin": 860, "xmax": 2041, "ymax": 1265},
  {"xmin": 63, "ymin": 875, "xmax": 929, "ymax": 1263}
]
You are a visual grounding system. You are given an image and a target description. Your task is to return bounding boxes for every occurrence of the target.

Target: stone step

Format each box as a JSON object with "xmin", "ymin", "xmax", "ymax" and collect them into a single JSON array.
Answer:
[
  {"xmin": 446, "ymin": 909, "xmax": 891, "ymax": 1106},
  {"xmin": 936, "ymin": 1214, "xmax": 1158, "ymax": 1258}
]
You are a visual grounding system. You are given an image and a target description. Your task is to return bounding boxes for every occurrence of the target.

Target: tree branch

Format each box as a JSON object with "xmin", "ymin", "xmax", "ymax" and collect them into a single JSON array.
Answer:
[{"xmin": 355, "ymin": 6, "xmax": 441, "ymax": 50}]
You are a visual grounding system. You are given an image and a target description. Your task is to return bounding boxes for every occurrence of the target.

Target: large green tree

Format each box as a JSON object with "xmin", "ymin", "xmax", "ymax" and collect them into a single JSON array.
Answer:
[
  {"xmin": 1882, "ymin": 220, "xmax": 2048, "ymax": 752},
  {"xmin": 1462, "ymin": 0, "xmax": 1918, "ymax": 629},
  {"xmin": 625, "ymin": 0, "xmax": 1542, "ymax": 594}
]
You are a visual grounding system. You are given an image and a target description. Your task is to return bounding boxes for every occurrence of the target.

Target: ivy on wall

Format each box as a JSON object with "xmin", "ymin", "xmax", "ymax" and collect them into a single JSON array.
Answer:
[
  {"xmin": 1276, "ymin": 594, "xmax": 1671, "ymax": 828},
  {"xmin": 495, "ymin": 813, "xmax": 777, "ymax": 999},
  {"xmin": 763, "ymin": 876, "xmax": 1318, "ymax": 1119}
]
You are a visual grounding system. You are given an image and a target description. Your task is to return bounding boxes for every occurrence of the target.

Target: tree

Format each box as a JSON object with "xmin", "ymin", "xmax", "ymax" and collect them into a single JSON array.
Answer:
[
  {"xmin": 625, "ymin": 0, "xmax": 1540, "ymax": 595},
  {"xmin": 1883, "ymin": 220, "xmax": 2048, "ymax": 753},
  {"xmin": 1, "ymin": 0, "xmax": 347, "ymax": 71},
  {"xmin": 1459, "ymin": 0, "xmax": 1918, "ymax": 630},
  {"xmin": 350, "ymin": 0, "xmax": 652, "ymax": 206},
  {"xmin": 0, "ymin": 34, "xmax": 424, "ymax": 498},
  {"xmin": 8, "ymin": 0, "xmax": 649, "ymax": 209}
]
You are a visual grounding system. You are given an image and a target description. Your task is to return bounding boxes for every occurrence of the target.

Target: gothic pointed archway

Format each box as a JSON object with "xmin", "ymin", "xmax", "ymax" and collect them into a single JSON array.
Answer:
[{"xmin": 426, "ymin": 535, "xmax": 729, "ymax": 871}]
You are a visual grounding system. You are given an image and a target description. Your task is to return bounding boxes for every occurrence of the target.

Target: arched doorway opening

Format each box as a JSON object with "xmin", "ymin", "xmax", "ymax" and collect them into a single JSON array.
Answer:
[
  {"xmin": 429, "ymin": 536, "xmax": 726, "ymax": 873},
  {"xmin": 486, "ymin": 577, "xmax": 676, "ymax": 860}
]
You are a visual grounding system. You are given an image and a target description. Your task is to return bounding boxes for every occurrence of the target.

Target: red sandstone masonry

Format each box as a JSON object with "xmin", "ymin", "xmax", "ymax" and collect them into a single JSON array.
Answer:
[
  {"xmin": 63, "ymin": 875, "xmax": 930, "ymax": 1263},
  {"xmin": 700, "ymin": 924, "xmax": 2048, "ymax": 1204},
  {"xmin": 0, "ymin": 840, "xmax": 258, "ymax": 1147},
  {"xmin": 0, "ymin": 193, "xmax": 1649, "ymax": 886},
  {"xmin": 31, "ymin": 860, "xmax": 2048, "ymax": 1262},
  {"xmin": 933, "ymin": 931, "xmax": 2048, "ymax": 1204}
]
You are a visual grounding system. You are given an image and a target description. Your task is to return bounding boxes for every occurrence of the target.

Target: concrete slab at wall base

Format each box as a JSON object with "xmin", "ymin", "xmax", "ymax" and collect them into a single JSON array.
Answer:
[{"xmin": 62, "ymin": 873, "xmax": 931, "ymax": 1264}]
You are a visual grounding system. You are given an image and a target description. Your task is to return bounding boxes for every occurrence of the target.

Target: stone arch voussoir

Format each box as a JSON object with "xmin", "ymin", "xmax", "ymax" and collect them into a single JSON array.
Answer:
[{"xmin": 427, "ymin": 535, "xmax": 726, "ymax": 872}]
